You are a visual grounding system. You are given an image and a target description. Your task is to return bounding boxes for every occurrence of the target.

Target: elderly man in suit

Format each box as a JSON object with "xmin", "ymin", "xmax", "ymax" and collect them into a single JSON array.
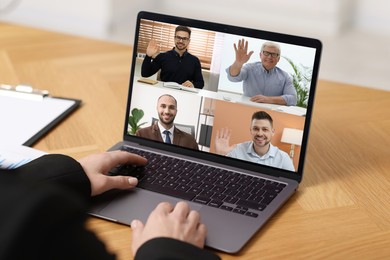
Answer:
[{"xmin": 136, "ymin": 94, "xmax": 199, "ymax": 150}]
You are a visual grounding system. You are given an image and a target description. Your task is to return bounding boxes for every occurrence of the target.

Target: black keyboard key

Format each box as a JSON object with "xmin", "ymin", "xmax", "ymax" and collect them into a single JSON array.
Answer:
[
  {"xmin": 214, "ymin": 172, "xmax": 228, "ymax": 180},
  {"xmin": 163, "ymin": 182, "xmax": 178, "ymax": 189},
  {"xmin": 212, "ymin": 193, "xmax": 226, "ymax": 201},
  {"xmin": 241, "ymin": 175, "xmax": 254, "ymax": 181},
  {"xmin": 248, "ymin": 194, "xmax": 263, "ymax": 203},
  {"xmin": 273, "ymin": 184, "xmax": 286, "ymax": 193},
  {"xmin": 241, "ymin": 185, "xmax": 253, "ymax": 194},
  {"xmin": 236, "ymin": 199, "xmax": 267, "ymax": 211},
  {"xmin": 211, "ymin": 186, "xmax": 226, "ymax": 193},
  {"xmin": 143, "ymin": 176, "xmax": 155, "ymax": 183},
  {"xmin": 236, "ymin": 205, "xmax": 248, "ymax": 211},
  {"xmin": 214, "ymin": 180, "xmax": 229, "ymax": 187},
  {"xmin": 226, "ymin": 183, "xmax": 241, "ymax": 190},
  {"xmin": 155, "ymin": 172, "xmax": 168, "ymax": 179},
  {"xmin": 223, "ymin": 196, "xmax": 238, "ymax": 204},
  {"xmin": 193, "ymin": 196, "xmax": 210, "ymax": 205},
  {"xmin": 177, "ymin": 177, "xmax": 191, "ymax": 185},
  {"xmin": 251, "ymin": 179, "xmax": 265, "ymax": 187},
  {"xmin": 165, "ymin": 174, "xmax": 178, "ymax": 182},
  {"xmin": 153, "ymin": 179, "xmax": 167, "ymax": 186},
  {"xmin": 110, "ymin": 165, "xmax": 146, "ymax": 179},
  {"xmin": 176, "ymin": 185, "xmax": 191, "ymax": 192},
  {"xmin": 199, "ymin": 183, "xmax": 214, "ymax": 190},
  {"xmin": 188, "ymin": 180, "xmax": 202, "ymax": 188},
  {"xmin": 223, "ymin": 188, "xmax": 238, "ymax": 197},
  {"xmin": 203, "ymin": 176, "xmax": 217, "ymax": 184},
  {"xmin": 187, "ymin": 187, "xmax": 202, "ymax": 194},
  {"xmin": 208, "ymin": 200, "xmax": 223, "ymax": 208},
  {"xmin": 138, "ymin": 182, "xmax": 196, "ymax": 201},
  {"xmin": 200, "ymin": 190, "xmax": 214, "ymax": 198},
  {"xmin": 235, "ymin": 191, "xmax": 251, "ymax": 200},
  {"xmin": 220, "ymin": 205, "xmax": 233, "ymax": 211},
  {"xmin": 263, "ymin": 184, "xmax": 279, "ymax": 192},
  {"xmin": 245, "ymin": 211, "xmax": 259, "ymax": 218},
  {"xmin": 146, "ymin": 163, "xmax": 160, "ymax": 170},
  {"xmin": 193, "ymin": 174, "xmax": 205, "ymax": 182},
  {"xmin": 226, "ymin": 174, "xmax": 241, "ymax": 183},
  {"xmin": 180, "ymin": 171, "xmax": 194, "ymax": 178},
  {"xmin": 158, "ymin": 166, "xmax": 171, "ymax": 173},
  {"xmin": 233, "ymin": 208, "xmax": 247, "ymax": 215},
  {"xmin": 193, "ymin": 167, "xmax": 206, "ymax": 175},
  {"xmin": 265, "ymin": 180, "xmax": 277, "ymax": 185},
  {"xmin": 260, "ymin": 192, "xmax": 278, "ymax": 205},
  {"xmin": 253, "ymin": 189, "xmax": 265, "ymax": 196}
]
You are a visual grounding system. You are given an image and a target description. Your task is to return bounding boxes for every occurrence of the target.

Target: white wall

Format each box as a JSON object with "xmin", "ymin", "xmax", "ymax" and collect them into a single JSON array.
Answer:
[
  {"xmin": 1, "ymin": 0, "xmax": 390, "ymax": 91},
  {"xmin": 111, "ymin": 0, "xmax": 356, "ymax": 44},
  {"xmin": 354, "ymin": 0, "xmax": 390, "ymax": 34},
  {"xmin": 3, "ymin": 0, "xmax": 387, "ymax": 43},
  {"xmin": 0, "ymin": 0, "xmax": 111, "ymax": 40}
]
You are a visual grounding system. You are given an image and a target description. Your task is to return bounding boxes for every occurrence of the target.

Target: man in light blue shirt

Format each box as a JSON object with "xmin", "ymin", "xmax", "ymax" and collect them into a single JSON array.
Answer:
[
  {"xmin": 227, "ymin": 141, "xmax": 294, "ymax": 171},
  {"xmin": 226, "ymin": 40, "xmax": 297, "ymax": 106},
  {"xmin": 215, "ymin": 111, "xmax": 295, "ymax": 171}
]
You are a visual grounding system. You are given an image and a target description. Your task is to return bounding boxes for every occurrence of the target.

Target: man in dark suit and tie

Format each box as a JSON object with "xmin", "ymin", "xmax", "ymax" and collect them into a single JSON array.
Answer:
[{"xmin": 136, "ymin": 94, "xmax": 199, "ymax": 150}]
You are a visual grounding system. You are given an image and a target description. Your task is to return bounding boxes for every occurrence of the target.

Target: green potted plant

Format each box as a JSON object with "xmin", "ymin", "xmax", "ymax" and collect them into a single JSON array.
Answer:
[
  {"xmin": 283, "ymin": 56, "xmax": 312, "ymax": 108},
  {"xmin": 127, "ymin": 108, "xmax": 147, "ymax": 135}
]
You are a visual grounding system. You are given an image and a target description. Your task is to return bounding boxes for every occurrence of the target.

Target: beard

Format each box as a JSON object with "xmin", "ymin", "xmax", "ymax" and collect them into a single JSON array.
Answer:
[
  {"xmin": 159, "ymin": 113, "xmax": 175, "ymax": 126},
  {"xmin": 175, "ymin": 42, "xmax": 187, "ymax": 51},
  {"xmin": 253, "ymin": 136, "xmax": 270, "ymax": 148}
]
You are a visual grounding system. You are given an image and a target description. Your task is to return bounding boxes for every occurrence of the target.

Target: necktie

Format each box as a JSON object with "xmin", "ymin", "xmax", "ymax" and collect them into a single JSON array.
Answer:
[{"xmin": 163, "ymin": 130, "xmax": 171, "ymax": 144}]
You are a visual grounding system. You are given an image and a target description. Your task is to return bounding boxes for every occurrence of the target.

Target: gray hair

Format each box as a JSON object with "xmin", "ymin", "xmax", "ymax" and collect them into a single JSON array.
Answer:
[{"xmin": 261, "ymin": 41, "xmax": 281, "ymax": 55}]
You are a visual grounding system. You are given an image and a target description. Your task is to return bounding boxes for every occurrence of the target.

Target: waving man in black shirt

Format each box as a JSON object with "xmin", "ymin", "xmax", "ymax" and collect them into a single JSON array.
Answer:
[{"xmin": 141, "ymin": 25, "xmax": 204, "ymax": 89}]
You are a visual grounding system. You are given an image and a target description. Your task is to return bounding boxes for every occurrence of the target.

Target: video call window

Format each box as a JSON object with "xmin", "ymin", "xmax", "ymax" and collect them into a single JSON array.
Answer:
[
  {"xmin": 137, "ymin": 20, "xmax": 216, "ymax": 70},
  {"xmin": 130, "ymin": 18, "xmax": 318, "ymax": 174}
]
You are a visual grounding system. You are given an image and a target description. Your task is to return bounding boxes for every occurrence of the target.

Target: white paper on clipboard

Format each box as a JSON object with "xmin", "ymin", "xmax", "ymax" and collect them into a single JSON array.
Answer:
[{"xmin": 0, "ymin": 84, "xmax": 81, "ymax": 146}]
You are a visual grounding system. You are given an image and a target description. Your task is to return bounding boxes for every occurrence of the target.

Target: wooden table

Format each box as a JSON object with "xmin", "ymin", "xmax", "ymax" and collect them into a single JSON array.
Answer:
[{"xmin": 1, "ymin": 23, "xmax": 389, "ymax": 259}]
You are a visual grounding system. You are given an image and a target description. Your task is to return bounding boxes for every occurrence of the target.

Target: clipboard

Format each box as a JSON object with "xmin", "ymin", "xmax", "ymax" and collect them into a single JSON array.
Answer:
[{"xmin": 0, "ymin": 84, "xmax": 81, "ymax": 146}]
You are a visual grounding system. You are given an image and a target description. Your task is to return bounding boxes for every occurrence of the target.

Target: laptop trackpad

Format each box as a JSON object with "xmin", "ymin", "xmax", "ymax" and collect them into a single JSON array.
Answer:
[{"xmin": 95, "ymin": 189, "xmax": 202, "ymax": 225}]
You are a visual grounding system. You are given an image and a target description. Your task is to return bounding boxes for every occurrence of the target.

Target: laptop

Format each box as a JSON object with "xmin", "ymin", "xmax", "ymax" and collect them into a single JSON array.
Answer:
[{"xmin": 90, "ymin": 11, "xmax": 322, "ymax": 253}]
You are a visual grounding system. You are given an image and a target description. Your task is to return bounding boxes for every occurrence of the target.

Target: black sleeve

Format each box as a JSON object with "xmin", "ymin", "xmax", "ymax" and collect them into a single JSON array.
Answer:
[
  {"xmin": 192, "ymin": 57, "xmax": 205, "ymax": 89},
  {"xmin": 135, "ymin": 237, "xmax": 221, "ymax": 260},
  {"xmin": 0, "ymin": 173, "xmax": 115, "ymax": 260},
  {"xmin": 0, "ymin": 155, "xmax": 220, "ymax": 259},
  {"xmin": 141, "ymin": 55, "xmax": 161, "ymax": 77},
  {"xmin": 9, "ymin": 154, "xmax": 91, "ymax": 199}
]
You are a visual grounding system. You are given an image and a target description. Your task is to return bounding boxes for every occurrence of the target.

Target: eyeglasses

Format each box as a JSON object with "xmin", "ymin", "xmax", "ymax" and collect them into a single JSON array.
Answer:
[
  {"xmin": 174, "ymin": 36, "xmax": 190, "ymax": 42},
  {"xmin": 262, "ymin": 50, "xmax": 279, "ymax": 58}
]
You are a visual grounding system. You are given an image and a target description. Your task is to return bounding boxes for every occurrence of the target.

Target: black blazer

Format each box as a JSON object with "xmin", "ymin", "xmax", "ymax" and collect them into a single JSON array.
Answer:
[{"xmin": 0, "ymin": 154, "xmax": 219, "ymax": 260}]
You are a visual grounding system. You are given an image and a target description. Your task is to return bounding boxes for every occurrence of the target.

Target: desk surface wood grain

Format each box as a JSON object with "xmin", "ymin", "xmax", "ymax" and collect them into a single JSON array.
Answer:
[{"xmin": 1, "ymin": 23, "xmax": 389, "ymax": 259}]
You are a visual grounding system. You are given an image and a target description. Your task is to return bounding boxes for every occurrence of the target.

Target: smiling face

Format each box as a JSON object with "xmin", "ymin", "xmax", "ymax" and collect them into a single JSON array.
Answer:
[
  {"xmin": 259, "ymin": 44, "xmax": 280, "ymax": 71},
  {"xmin": 157, "ymin": 95, "xmax": 177, "ymax": 129},
  {"xmin": 174, "ymin": 30, "xmax": 190, "ymax": 52},
  {"xmin": 249, "ymin": 118, "xmax": 275, "ymax": 153}
]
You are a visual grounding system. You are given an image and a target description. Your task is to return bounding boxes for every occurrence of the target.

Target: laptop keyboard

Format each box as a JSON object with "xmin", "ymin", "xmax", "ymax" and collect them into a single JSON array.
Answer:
[{"xmin": 110, "ymin": 146, "xmax": 287, "ymax": 218}]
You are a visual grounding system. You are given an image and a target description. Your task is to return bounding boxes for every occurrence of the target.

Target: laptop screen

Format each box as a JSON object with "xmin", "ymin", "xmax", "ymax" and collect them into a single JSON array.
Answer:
[{"xmin": 124, "ymin": 11, "xmax": 322, "ymax": 181}]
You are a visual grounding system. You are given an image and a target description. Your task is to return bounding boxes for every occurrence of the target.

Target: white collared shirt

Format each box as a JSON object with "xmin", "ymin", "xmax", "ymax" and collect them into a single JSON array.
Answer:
[
  {"xmin": 227, "ymin": 141, "xmax": 295, "ymax": 171},
  {"xmin": 158, "ymin": 121, "xmax": 174, "ymax": 142}
]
